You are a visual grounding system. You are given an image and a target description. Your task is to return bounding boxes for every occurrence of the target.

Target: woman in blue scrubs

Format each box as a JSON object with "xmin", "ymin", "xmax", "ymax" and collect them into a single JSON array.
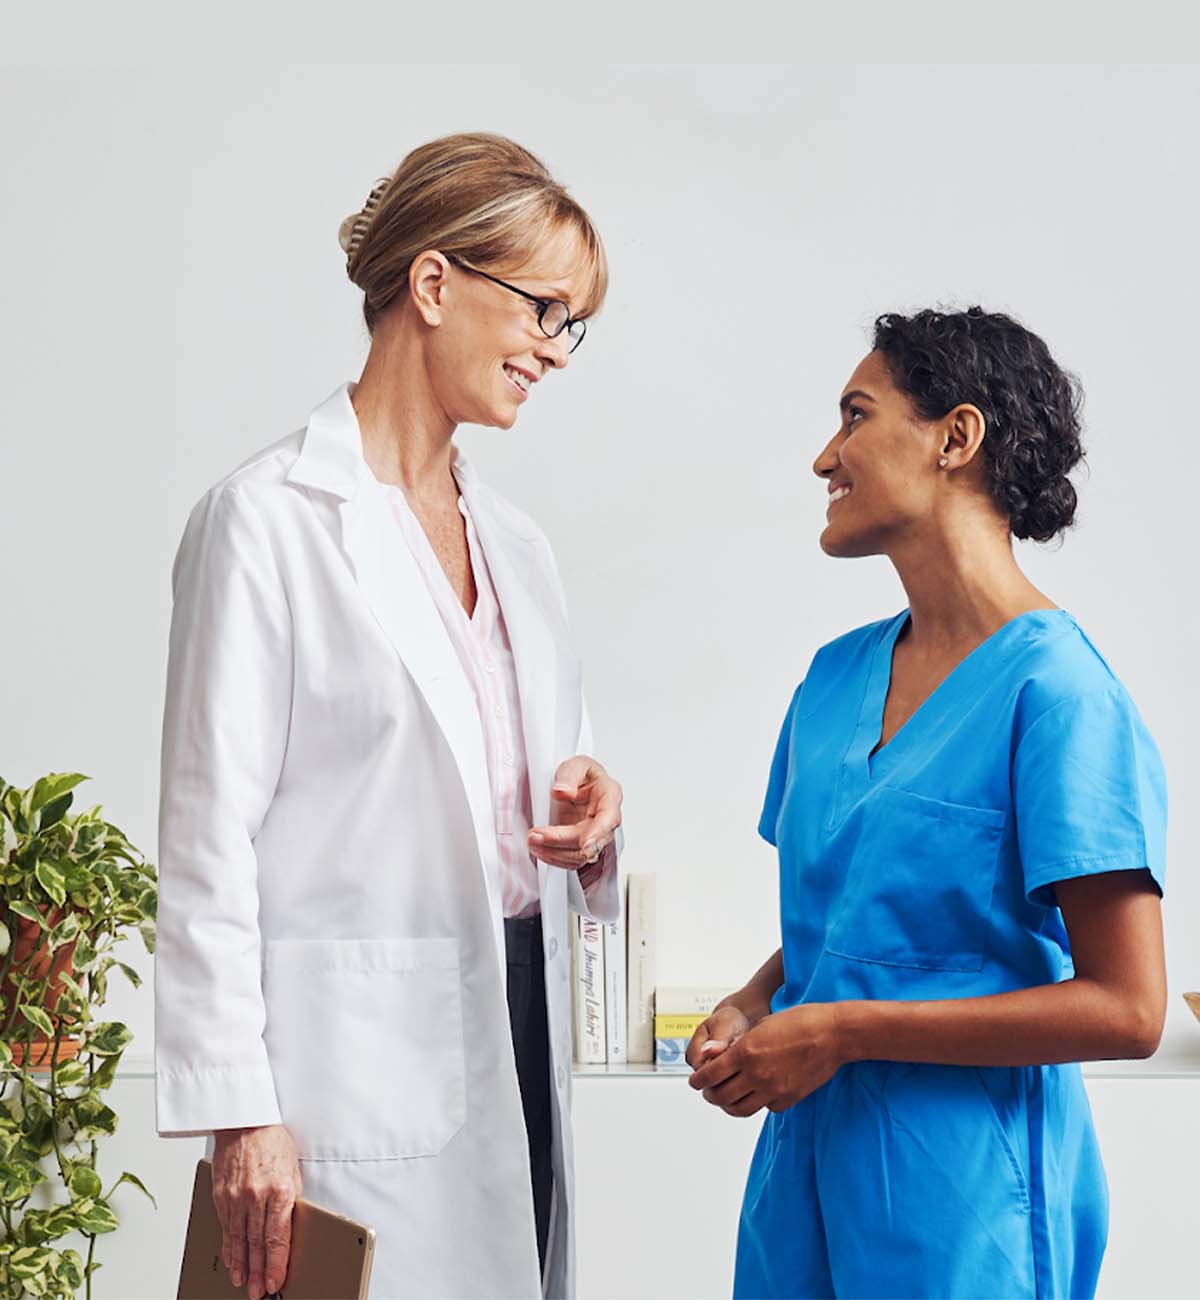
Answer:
[{"xmin": 687, "ymin": 307, "xmax": 1167, "ymax": 1300}]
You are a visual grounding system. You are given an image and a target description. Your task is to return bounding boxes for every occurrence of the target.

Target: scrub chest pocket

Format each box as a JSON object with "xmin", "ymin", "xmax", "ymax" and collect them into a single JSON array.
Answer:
[{"xmin": 825, "ymin": 787, "xmax": 1007, "ymax": 972}]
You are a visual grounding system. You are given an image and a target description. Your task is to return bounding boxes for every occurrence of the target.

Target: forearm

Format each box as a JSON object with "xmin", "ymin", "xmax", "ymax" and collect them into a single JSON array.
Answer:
[
  {"xmin": 721, "ymin": 949, "xmax": 785, "ymax": 1026},
  {"xmin": 836, "ymin": 975, "xmax": 1163, "ymax": 1069}
]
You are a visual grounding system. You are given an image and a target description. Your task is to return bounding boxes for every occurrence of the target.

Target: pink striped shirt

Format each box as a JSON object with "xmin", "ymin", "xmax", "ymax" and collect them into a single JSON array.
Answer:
[{"xmin": 381, "ymin": 477, "xmax": 544, "ymax": 918}]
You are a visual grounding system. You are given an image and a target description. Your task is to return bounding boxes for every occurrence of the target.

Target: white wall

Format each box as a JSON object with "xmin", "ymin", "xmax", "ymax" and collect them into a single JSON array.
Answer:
[{"xmin": 2, "ymin": 61, "xmax": 1199, "ymax": 1291}]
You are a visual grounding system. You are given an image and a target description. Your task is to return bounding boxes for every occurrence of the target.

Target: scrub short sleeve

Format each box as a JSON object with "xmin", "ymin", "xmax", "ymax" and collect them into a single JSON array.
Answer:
[
  {"xmin": 1013, "ymin": 686, "xmax": 1167, "ymax": 908},
  {"xmin": 758, "ymin": 682, "xmax": 804, "ymax": 846}
]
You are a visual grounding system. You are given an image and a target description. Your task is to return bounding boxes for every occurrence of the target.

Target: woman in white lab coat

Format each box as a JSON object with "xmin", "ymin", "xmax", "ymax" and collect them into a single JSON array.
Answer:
[{"xmin": 155, "ymin": 132, "xmax": 622, "ymax": 1300}]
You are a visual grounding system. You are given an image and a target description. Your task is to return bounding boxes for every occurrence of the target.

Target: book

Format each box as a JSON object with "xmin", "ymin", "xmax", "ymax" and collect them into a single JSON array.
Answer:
[
  {"xmin": 602, "ymin": 889, "xmax": 627, "ymax": 1065},
  {"xmin": 654, "ymin": 987, "xmax": 735, "ymax": 1070},
  {"xmin": 573, "ymin": 915, "xmax": 607, "ymax": 1064},
  {"xmin": 624, "ymin": 874, "xmax": 657, "ymax": 1063},
  {"xmin": 655, "ymin": 986, "xmax": 732, "ymax": 1016}
]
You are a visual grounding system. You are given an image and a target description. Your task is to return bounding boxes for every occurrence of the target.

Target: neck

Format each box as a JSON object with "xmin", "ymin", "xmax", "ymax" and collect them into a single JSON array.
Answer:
[
  {"xmin": 350, "ymin": 318, "xmax": 458, "ymax": 499},
  {"xmin": 887, "ymin": 506, "xmax": 1056, "ymax": 648}
]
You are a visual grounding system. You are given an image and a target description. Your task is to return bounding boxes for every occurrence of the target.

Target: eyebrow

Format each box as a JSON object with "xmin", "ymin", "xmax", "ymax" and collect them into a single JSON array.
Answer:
[{"xmin": 839, "ymin": 389, "xmax": 876, "ymax": 412}]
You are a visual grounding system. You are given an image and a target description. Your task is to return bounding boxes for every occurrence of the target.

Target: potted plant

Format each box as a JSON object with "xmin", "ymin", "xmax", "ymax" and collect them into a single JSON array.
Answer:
[{"xmin": 1, "ymin": 773, "xmax": 157, "ymax": 1299}]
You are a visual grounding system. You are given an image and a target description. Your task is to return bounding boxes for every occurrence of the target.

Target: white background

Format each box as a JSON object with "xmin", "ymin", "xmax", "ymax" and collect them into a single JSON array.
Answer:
[{"xmin": 2, "ymin": 62, "xmax": 1199, "ymax": 1295}]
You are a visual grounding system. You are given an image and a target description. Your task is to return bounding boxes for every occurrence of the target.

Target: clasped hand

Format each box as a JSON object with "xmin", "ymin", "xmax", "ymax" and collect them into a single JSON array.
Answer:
[{"xmin": 686, "ymin": 1003, "xmax": 844, "ymax": 1117}]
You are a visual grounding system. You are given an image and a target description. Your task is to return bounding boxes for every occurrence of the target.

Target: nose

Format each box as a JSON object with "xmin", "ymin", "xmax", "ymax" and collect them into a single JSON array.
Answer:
[
  {"xmin": 813, "ymin": 431, "xmax": 843, "ymax": 479},
  {"xmin": 534, "ymin": 329, "xmax": 571, "ymax": 371}
]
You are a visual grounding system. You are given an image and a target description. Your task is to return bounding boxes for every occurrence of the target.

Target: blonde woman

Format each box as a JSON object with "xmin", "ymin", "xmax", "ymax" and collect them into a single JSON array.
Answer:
[{"xmin": 155, "ymin": 134, "xmax": 622, "ymax": 1300}]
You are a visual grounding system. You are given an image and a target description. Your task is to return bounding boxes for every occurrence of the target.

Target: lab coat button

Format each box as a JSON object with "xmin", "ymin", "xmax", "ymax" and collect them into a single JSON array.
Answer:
[
  {"xmin": 548, "ymin": 936, "xmax": 559, "ymax": 959},
  {"xmin": 556, "ymin": 1065, "xmax": 566, "ymax": 1088}
]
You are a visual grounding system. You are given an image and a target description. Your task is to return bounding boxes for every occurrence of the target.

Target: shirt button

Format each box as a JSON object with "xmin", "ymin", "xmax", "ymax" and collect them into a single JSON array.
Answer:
[
  {"xmin": 548, "ymin": 937, "xmax": 559, "ymax": 959},
  {"xmin": 484, "ymin": 662, "xmax": 496, "ymax": 674},
  {"xmin": 493, "ymin": 704, "xmax": 504, "ymax": 718},
  {"xmin": 504, "ymin": 753, "xmax": 514, "ymax": 767}
]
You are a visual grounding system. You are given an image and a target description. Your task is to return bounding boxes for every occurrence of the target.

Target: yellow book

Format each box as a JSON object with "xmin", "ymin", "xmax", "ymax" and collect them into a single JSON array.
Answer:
[{"xmin": 655, "ymin": 1013, "xmax": 707, "ymax": 1039}]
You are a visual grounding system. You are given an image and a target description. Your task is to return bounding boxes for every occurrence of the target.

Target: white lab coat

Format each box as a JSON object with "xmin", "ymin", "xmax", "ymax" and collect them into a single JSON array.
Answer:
[{"xmin": 154, "ymin": 381, "xmax": 620, "ymax": 1300}]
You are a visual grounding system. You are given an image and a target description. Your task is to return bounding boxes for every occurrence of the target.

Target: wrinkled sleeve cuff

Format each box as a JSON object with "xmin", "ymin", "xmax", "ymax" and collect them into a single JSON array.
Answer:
[{"xmin": 155, "ymin": 1061, "xmax": 282, "ymax": 1139}]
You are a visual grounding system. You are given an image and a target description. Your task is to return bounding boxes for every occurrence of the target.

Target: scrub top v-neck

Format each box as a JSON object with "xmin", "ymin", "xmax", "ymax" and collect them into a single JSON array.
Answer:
[
  {"xmin": 759, "ymin": 605, "xmax": 1167, "ymax": 1016},
  {"xmin": 734, "ymin": 606, "xmax": 1168, "ymax": 1300}
]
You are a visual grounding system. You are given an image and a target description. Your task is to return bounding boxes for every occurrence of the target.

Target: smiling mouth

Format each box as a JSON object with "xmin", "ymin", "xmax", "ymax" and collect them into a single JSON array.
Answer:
[
  {"xmin": 503, "ymin": 364, "xmax": 531, "ymax": 394},
  {"xmin": 828, "ymin": 484, "xmax": 852, "ymax": 506}
]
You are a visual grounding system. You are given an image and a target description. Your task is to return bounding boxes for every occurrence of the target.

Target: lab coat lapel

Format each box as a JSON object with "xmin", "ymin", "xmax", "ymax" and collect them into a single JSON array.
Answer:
[
  {"xmin": 287, "ymin": 385, "xmax": 506, "ymax": 960},
  {"xmin": 459, "ymin": 472, "xmax": 558, "ymax": 832}
]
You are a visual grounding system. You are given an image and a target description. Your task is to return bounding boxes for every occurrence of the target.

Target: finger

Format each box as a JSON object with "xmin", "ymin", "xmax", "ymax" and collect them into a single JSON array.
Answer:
[
  {"xmin": 263, "ymin": 1193, "xmax": 294, "ymax": 1296},
  {"xmin": 684, "ymin": 1024, "xmax": 711, "ymax": 1069},
  {"xmin": 246, "ymin": 1193, "xmax": 268, "ymax": 1297},
  {"xmin": 528, "ymin": 824, "xmax": 590, "ymax": 850},
  {"xmin": 725, "ymin": 1092, "xmax": 766, "ymax": 1119},
  {"xmin": 689, "ymin": 1044, "xmax": 741, "ymax": 1091},
  {"xmin": 704, "ymin": 1074, "xmax": 753, "ymax": 1107},
  {"xmin": 226, "ymin": 1209, "xmax": 248, "ymax": 1289}
]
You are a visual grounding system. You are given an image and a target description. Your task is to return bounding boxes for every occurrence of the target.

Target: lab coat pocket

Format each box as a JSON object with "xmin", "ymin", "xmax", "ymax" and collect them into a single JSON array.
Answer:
[
  {"xmin": 262, "ymin": 937, "xmax": 467, "ymax": 1161},
  {"xmin": 825, "ymin": 786, "xmax": 1006, "ymax": 972}
]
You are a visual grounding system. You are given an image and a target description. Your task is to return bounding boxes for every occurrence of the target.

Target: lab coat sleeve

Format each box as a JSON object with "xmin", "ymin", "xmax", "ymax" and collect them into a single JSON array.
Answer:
[
  {"xmin": 534, "ymin": 528, "xmax": 623, "ymax": 923},
  {"xmin": 154, "ymin": 485, "xmax": 290, "ymax": 1138},
  {"xmin": 1013, "ymin": 686, "xmax": 1167, "ymax": 909},
  {"xmin": 567, "ymin": 695, "xmax": 622, "ymax": 924}
]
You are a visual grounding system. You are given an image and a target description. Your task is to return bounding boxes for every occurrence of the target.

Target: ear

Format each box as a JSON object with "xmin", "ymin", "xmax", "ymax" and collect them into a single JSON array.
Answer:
[
  {"xmin": 939, "ymin": 403, "xmax": 987, "ymax": 469},
  {"xmin": 408, "ymin": 250, "xmax": 451, "ymax": 327}
]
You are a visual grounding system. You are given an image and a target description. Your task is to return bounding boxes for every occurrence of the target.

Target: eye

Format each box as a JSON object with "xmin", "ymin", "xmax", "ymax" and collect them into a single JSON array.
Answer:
[{"xmin": 846, "ymin": 405, "xmax": 865, "ymax": 429}]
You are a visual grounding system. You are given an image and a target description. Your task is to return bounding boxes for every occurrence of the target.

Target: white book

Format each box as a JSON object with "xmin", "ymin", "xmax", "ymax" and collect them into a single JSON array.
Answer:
[
  {"xmin": 624, "ymin": 873, "xmax": 657, "ymax": 1063},
  {"xmin": 655, "ymin": 986, "xmax": 733, "ymax": 1017},
  {"xmin": 574, "ymin": 916, "xmax": 607, "ymax": 1064},
  {"xmin": 602, "ymin": 890, "xmax": 627, "ymax": 1065}
]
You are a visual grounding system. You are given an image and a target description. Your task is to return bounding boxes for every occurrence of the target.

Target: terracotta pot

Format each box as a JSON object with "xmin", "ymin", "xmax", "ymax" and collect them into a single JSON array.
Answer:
[{"xmin": 1, "ymin": 902, "xmax": 81, "ymax": 1072}]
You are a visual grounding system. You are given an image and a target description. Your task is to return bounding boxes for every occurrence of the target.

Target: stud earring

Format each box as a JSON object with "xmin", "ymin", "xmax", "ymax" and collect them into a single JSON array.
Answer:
[{"xmin": 938, "ymin": 456, "xmax": 949, "ymax": 468}]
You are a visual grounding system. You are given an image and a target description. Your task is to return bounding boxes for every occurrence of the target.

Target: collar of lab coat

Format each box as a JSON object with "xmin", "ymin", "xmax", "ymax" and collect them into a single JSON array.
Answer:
[{"xmin": 286, "ymin": 382, "xmax": 560, "ymax": 953}]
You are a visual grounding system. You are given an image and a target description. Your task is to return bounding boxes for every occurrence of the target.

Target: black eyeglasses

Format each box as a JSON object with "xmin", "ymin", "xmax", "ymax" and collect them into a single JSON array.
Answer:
[{"xmin": 446, "ymin": 254, "xmax": 587, "ymax": 353}]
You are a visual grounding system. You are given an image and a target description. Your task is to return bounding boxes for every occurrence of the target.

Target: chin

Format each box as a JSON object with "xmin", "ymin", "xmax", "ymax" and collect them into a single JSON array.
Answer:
[{"xmin": 819, "ymin": 524, "xmax": 876, "ymax": 559}]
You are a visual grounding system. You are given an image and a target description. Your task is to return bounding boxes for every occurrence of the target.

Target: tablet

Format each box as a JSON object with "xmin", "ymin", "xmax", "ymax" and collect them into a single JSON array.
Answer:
[{"xmin": 177, "ymin": 1158, "xmax": 375, "ymax": 1300}]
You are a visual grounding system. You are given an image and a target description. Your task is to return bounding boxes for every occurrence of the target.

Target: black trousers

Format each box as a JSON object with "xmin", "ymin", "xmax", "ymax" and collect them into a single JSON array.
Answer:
[{"xmin": 504, "ymin": 913, "xmax": 554, "ymax": 1277}]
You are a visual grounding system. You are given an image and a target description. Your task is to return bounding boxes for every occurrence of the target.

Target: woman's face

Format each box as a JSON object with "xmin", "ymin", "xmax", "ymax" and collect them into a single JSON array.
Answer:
[
  {"xmin": 428, "ymin": 221, "xmax": 592, "ymax": 431},
  {"xmin": 813, "ymin": 349, "xmax": 948, "ymax": 558}
]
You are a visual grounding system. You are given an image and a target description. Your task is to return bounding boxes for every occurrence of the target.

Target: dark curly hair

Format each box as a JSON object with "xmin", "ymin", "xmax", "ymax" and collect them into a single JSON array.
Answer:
[{"xmin": 872, "ymin": 307, "xmax": 1085, "ymax": 543}]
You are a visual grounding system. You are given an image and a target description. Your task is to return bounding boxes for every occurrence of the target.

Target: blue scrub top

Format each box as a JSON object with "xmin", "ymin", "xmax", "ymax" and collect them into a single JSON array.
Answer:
[{"xmin": 761, "ymin": 608, "xmax": 1167, "ymax": 1013}]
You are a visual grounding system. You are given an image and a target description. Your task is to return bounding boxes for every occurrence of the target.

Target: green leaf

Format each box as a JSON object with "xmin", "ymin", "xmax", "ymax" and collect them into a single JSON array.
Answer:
[
  {"xmin": 115, "ymin": 961, "xmax": 142, "ymax": 988},
  {"xmin": 90, "ymin": 1053, "xmax": 119, "ymax": 1090},
  {"xmin": 74, "ymin": 1198, "xmax": 118, "ymax": 1234},
  {"xmin": 19, "ymin": 1004, "xmax": 55, "ymax": 1037},
  {"xmin": 0, "ymin": 1038, "xmax": 12, "ymax": 1067},
  {"xmin": 70, "ymin": 933, "xmax": 97, "ymax": 971},
  {"xmin": 84, "ymin": 1022, "xmax": 132, "ymax": 1057},
  {"xmin": 25, "ymin": 1268, "xmax": 50, "ymax": 1295},
  {"xmin": 71, "ymin": 1098, "xmax": 117, "ymax": 1139},
  {"xmin": 29, "ymin": 774, "xmax": 88, "ymax": 815},
  {"xmin": 55, "ymin": 1250, "xmax": 85, "ymax": 1289},
  {"xmin": 33, "ymin": 861, "xmax": 66, "ymax": 907},
  {"xmin": 69, "ymin": 1165, "xmax": 102, "ymax": 1199},
  {"xmin": 0, "ymin": 920, "xmax": 8, "ymax": 958},
  {"xmin": 5, "ymin": 899, "xmax": 47, "ymax": 928},
  {"xmin": 0, "ymin": 1161, "xmax": 36, "ymax": 1200},
  {"xmin": 8, "ymin": 1245, "xmax": 51, "ymax": 1277},
  {"xmin": 109, "ymin": 1169, "xmax": 157, "ymax": 1208},
  {"xmin": 52, "ymin": 1058, "xmax": 87, "ymax": 1088},
  {"xmin": 45, "ymin": 911, "xmax": 79, "ymax": 950}
]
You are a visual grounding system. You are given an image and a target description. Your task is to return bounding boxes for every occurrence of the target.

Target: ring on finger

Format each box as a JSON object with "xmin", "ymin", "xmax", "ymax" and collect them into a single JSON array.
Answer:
[{"xmin": 581, "ymin": 841, "xmax": 601, "ymax": 865}]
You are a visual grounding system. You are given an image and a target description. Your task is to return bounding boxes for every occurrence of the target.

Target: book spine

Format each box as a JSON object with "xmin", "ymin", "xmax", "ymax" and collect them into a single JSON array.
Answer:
[
  {"xmin": 603, "ymin": 890, "xmax": 627, "ymax": 1065},
  {"xmin": 624, "ymin": 873, "xmax": 657, "ymax": 1063},
  {"xmin": 577, "ymin": 916, "xmax": 607, "ymax": 1064}
]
